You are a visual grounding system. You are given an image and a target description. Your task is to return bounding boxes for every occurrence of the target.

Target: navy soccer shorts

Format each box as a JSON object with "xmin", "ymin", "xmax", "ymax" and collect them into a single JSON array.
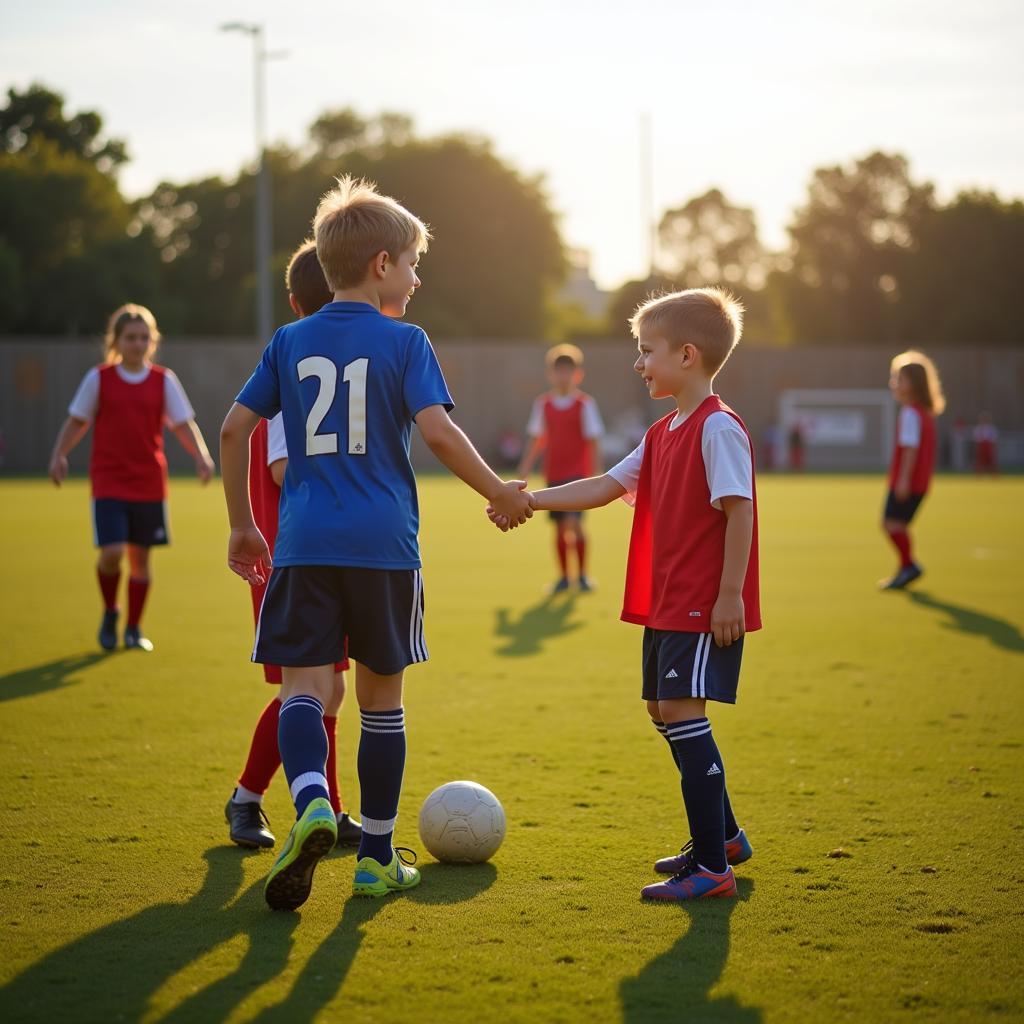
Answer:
[
  {"xmin": 642, "ymin": 628, "xmax": 742, "ymax": 704},
  {"xmin": 883, "ymin": 490, "xmax": 925, "ymax": 524},
  {"xmin": 253, "ymin": 566, "xmax": 426, "ymax": 676},
  {"xmin": 547, "ymin": 477, "xmax": 584, "ymax": 522},
  {"xmin": 92, "ymin": 498, "xmax": 169, "ymax": 548}
]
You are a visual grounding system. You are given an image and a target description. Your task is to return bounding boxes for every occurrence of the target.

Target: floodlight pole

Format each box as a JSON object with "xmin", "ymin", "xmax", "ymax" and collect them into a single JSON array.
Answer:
[
  {"xmin": 640, "ymin": 113, "xmax": 656, "ymax": 279},
  {"xmin": 222, "ymin": 22, "xmax": 275, "ymax": 343}
]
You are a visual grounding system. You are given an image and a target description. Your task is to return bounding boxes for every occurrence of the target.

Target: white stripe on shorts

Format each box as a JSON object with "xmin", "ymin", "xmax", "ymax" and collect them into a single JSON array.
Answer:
[
  {"xmin": 698, "ymin": 632, "xmax": 712, "ymax": 698},
  {"xmin": 690, "ymin": 633, "xmax": 706, "ymax": 697}
]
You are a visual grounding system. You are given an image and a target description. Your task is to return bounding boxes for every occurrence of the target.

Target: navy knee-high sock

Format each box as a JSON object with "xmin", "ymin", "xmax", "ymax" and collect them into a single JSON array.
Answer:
[
  {"xmin": 652, "ymin": 719, "xmax": 739, "ymax": 841},
  {"xmin": 278, "ymin": 695, "xmax": 330, "ymax": 818},
  {"xmin": 666, "ymin": 717, "xmax": 728, "ymax": 873},
  {"xmin": 357, "ymin": 708, "xmax": 407, "ymax": 866}
]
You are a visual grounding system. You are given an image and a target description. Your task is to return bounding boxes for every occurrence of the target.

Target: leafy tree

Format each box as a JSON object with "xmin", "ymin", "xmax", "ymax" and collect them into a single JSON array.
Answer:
[
  {"xmin": 138, "ymin": 112, "xmax": 565, "ymax": 338},
  {"xmin": 657, "ymin": 188, "xmax": 768, "ymax": 290},
  {"xmin": 781, "ymin": 151, "xmax": 934, "ymax": 343},
  {"xmin": 0, "ymin": 139, "xmax": 158, "ymax": 333},
  {"xmin": 1, "ymin": 84, "xmax": 128, "ymax": 173},
  {"xmin": 898, "ymin": 191, "xmax": 1024, "ymax": 346}
]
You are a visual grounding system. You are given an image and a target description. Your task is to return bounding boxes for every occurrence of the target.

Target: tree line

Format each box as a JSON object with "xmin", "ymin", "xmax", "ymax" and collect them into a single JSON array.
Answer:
[{"xmin": 2, "ymin": 84, "xmax": 1021, "ymax": 345}]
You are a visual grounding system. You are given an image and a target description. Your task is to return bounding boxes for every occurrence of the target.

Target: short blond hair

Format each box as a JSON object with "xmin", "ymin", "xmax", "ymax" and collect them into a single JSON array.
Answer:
[
  {"xmin": 891, "ymin": 349, "xmax": 946, "ymax": 415},
  {"xmin": 545, "ymin": 343, "xmax": 584, "ymax": 369},
  {"xmin": 103, "ymin": 303, "xmax": 161, "ymax": 364},
  {"xmin": 313, "ymin": 175, "xmax": 430, "ymax": 291},
  {"xmin": 630, "ymin": 287, "xmax": 744, "ymax": 376}
]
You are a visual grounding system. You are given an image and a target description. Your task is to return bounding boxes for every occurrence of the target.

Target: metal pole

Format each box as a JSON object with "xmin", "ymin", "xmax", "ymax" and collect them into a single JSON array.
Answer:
[
  {"xmin": 640, "ymin": 113, "xmax": 656, "ymax": 279},
  {"xmin": 252, "ymin": 26, "xmax": 273, "ymax": 343}
]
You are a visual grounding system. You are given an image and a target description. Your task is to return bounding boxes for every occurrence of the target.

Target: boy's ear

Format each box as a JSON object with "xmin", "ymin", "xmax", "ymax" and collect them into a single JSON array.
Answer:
[
  {"xmin": 680, "ymin": 342, "xmax": 698, "ymax": 368},
  {"xmin": 372, "ymin": 250, "xmax": 390, "ymax": 279},
  {"xmin": 288, "ymin": 293, "xmax": 303, "ymax": 317}
]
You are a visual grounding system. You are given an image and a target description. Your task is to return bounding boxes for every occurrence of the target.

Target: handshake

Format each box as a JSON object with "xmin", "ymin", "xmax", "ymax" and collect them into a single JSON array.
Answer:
[{"xmin": 486, "ymin": 480, "xmax": 538, "ymax": 532}]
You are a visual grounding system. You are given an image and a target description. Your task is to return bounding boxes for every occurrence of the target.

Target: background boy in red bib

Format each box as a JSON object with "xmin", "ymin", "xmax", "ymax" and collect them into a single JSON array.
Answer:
[
  {"xmin": 516, "ymin": 288, "xmax": 759, "ymax": 901},
  {"xmin": 225, "ymin": 240, "xmax": 361, "ymax": 851},
  {"xmin": 518, "ymin": 344, "xmax": 604, "ymax": 592}
]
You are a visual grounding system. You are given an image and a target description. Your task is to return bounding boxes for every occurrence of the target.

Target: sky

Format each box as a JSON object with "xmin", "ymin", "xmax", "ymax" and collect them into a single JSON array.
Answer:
[{"xmin": 3, "ymin": 0, "xmax": 1023, "ymax": 289}]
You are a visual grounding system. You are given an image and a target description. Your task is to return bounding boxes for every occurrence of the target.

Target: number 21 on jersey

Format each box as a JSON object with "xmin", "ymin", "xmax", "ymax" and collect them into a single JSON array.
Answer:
[{"xmin": 297, "ymin": 356, "xmax": 368, "ymax": 457}]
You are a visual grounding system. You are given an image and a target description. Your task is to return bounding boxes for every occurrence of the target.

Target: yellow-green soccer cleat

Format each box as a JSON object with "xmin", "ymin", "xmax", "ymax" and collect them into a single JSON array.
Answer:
[
  {"xmin": 352, "ymin": 847, "xmax": 421, "ymax": 898},
  {"xmin": 263, "ymin": 797, "xmax": 338, "ymax": 911}
]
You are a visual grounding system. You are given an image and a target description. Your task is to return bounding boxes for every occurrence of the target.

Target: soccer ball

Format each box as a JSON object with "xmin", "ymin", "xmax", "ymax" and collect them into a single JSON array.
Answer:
[{"xmin": 418, "ymin": 780, "xmax": 506, "ymax": 863}]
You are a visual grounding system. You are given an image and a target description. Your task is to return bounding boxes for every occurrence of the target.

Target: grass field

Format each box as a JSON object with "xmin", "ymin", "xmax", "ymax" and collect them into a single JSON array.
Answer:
[{"xmin": 1, "ymin": 475, "xmax": 1022, "ymax": 1024}]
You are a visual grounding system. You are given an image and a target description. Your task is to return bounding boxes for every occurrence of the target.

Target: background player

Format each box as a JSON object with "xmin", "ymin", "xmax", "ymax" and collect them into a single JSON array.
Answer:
[
  {"xmin": 504, "ymin": 288, "xmax": 758, "ymax": 901},
  {"xmin": 48, "ymin": 304, "xmax": 215, "ymax": 651},
  {"xmin": 225, "ymin": 241, "xmax": 361, "ymax": 851},
  {"xmin": 880, "ymin": 349, "xmax": 946, "ymax": 590},
  {"xmin": 518, "ymin": 344, "xmax": 604, "ymax": 591},
  {"xmin": 220, "ymin": 176, "xmax": 532, "ymax": 910}
]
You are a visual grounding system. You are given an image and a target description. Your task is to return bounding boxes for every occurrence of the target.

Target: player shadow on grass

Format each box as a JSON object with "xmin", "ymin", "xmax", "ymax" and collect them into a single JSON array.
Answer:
[
  {"xmin": 494, "ymin": 593, "xmax": 582, "ymax": 657},
  {"xmin": 0, "ymin": 652, "xmax": 106, "ymax": 703},
  {"xmin": 0, "ymin": 846, "xmax": 288, "ymax": 1023},
  {"xmin": 243, "ymin": 861, "xmax": 498, "ymax": 1024},
  {"xmin": 619, "ymin": 878, "xmax": 761, "ymax": 1024},
  {"xmin": 905, "ymin": 590, "xmax": 1024, "ymax": 654}
]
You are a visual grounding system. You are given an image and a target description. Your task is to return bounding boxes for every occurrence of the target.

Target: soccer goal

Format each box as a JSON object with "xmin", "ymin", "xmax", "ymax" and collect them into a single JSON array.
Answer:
[{"xmin": 778, "ymin": 389, "xmax": 895, "ymax": 470}]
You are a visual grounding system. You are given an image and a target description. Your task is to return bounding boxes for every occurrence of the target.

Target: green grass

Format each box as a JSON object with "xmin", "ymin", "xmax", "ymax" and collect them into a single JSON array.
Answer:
[{"xmin": 0, "ymin": 475, "xmax": 1022, "ymax": 1023}]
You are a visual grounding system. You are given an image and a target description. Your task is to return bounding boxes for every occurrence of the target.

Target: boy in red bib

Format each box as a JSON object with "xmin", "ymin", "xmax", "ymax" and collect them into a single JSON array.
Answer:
[
  {"xmin": 517, "ymin": 288, "xmax": 758, "ymax": 900},
  {"xmin": 224, "ymin": 241, "xmax": 361, "ymax": 850},
  {"xmin": 49, "ymin": 304, "xmax": 215, "ymax": 652},
  {"xmin": 518, "ymin": 345, "xmax": 604, "ymax": 592}
]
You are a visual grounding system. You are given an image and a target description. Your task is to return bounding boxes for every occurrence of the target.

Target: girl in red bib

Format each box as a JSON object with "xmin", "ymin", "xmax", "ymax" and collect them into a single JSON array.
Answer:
[
  {"xmin": 880, "ymin": 350, "xmax": 945, "ymax": 590},
  {"xmin": 48, "ymin": 304, "xmax": 215, "ymax": 651}
]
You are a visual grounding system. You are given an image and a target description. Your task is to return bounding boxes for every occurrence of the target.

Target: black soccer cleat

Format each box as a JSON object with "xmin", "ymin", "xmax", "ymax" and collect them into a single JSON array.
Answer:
[
  {"xmin": 98, "ymin": 609, "xmax": 119, "ymax": 651},
  {"xmin": 124, "ymin": 626, "xmax": 154, "ymax": 652},
  {"xmin": 225, "ymin": 795, "xmax": 276, "ymax": 849},
  {"xmin": 879, "ymin": 563, "xmax": 923, "ymax": 591},
  {"xmin": 335, "ymin": 812, "xmax": 363, "ymax": 848}
]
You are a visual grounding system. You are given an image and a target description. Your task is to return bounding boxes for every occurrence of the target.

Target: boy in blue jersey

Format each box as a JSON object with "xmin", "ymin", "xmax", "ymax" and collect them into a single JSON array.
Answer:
[{"xmin": 221, "ymin": 176, "xmax": 532, "ymax": 910}]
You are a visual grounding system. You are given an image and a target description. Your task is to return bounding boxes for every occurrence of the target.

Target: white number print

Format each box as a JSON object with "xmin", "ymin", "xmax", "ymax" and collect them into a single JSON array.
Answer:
[
  {"xmin": 343, "ymin": 357, "xmax": 369, "ymax": 455},
  {"xmin": 296, "ymin": 356, "xmax": 369, "ymax": 457},
  {"xmin": 297, "ymin": 356, "xmax": 339, "ymax": 456}
]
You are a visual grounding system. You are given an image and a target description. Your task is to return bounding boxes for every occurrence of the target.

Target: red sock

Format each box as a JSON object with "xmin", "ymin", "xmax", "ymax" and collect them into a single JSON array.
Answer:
[
  {"xmin": 97, "ymin": 568, "xmax": 120, "ymax": 611},
  {"xmin": 556, "ymin": 533, "xmax": 569, "ymax": 577},
  {"xmin": 238, "ymin": 699, "xmax": 282, "ymax": 794},
  {"xmin": 323, "ymin": 715, "xmax": 343, "ymax": 814},
  {"xmin": 575, "ymin": 534, "xmax": 587, "ymax": 576},
  {"xmin": 887, "ymin": 527, "xmax": 914, "ymax": 568},
  {"xmin": 127, "ymin": 578, "xmax": 150, "ymax": 628}
]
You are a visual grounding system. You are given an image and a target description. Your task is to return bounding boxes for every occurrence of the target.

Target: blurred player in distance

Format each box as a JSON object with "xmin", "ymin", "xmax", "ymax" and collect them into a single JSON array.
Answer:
[
  {"xmin": 518, "ymin": 344, "xmax": 604, "ymax": 592},
  {"xmin": 221, "ymin": 176, "xmax": 532, "ymax": 909},
  {"xmin": 972, "ymin": 412, "xmax": 999, "ymax": 475},
  {"xmin": 48, "ymin": 304, "xmax": 215, "ymax": 652},
  {"xmin": 502, "ymin": 287, "xmax": 759, "ymax": 901},
  {"xmin": 225, "ymin": 240, "xmax": 361, "ymax": 852},
  {"xmin": 880, "ymin": 350, "xmax": 945, "ymax": 590}
]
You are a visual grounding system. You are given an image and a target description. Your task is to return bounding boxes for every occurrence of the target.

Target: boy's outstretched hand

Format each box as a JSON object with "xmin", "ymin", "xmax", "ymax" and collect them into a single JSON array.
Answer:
[
  {"xmin": 487, "ymin": 480, "xmax": 534, "ymax": 532},
  {"xmin": 228, "ymin": 526, "xmax": 272, "ymax": 585}
]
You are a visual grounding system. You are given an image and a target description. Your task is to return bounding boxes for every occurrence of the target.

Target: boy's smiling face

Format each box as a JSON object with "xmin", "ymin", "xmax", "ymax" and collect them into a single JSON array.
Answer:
[
  {"xmin": 379, "ymin": 245, "xmax": 422, "ymax": 317},
  {"xmin": 634, "ymin": 331, "xmax": 693, "ymax": 399}
]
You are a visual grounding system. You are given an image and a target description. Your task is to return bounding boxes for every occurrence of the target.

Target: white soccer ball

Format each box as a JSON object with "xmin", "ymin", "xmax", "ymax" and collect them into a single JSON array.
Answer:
[{"xmin": 418, "ymin": 780, "xmax": 506, "ymax": 863}]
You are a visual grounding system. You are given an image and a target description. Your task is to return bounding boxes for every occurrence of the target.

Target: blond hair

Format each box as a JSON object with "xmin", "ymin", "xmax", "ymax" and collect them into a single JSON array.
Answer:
[
  {"xmin": 630, "ymin": 287, "xmax": 744, "ymax": 376},
  {"xmin": 891, "ymin": 350, "xmax": 946, "ymax": 415},
  {"xmin": 103, "ymin": 303, "xmax": 161, "ymax": 364},
  {"xmin": 313, "ymin": 175, "xmax": 430, "ymax": 291},
  {"xmin": 545, "ymin": 343, "xmax": 584, "ymax": 369}
]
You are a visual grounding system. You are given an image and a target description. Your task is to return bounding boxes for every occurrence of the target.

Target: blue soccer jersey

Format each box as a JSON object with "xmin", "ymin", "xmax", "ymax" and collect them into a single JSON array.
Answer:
[{"xmin": 236, "ymin": 301, "xmax": 453, "ymax": 569}]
